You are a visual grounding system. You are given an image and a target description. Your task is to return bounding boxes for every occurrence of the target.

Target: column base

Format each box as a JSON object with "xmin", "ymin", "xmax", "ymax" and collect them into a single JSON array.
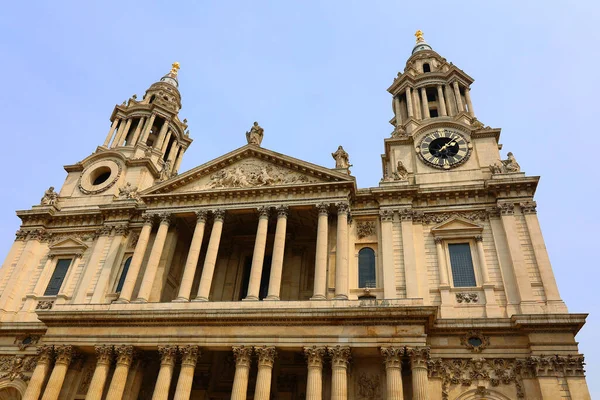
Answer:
[
  {"xmin": 172, "ymin": 297, "xmax": 189, "ymax": 303},
  {"xmin": 191, "ymin": 297, "xmax": 209, "ymax": 302},
  {"xmin": 333, "ymin": 294, "xmax": 348, "ymax": 300},
  {"xmin": 242, "ymin": 296, "xmax": 259, "ymax": 301},
  {"xmin": 132, "ymin": 298, "xmax": 148, "ymax": 304},
  {"xmin": 114, "ymin": 298, "xmax": 130, "ymax": 304},
  {"xmin": 264, "ymin": 296, "xmax": 280, "ymax": 301},
  {"xmin": 310, "ymin": 295, "xmax": 327, "ymax": 300}
]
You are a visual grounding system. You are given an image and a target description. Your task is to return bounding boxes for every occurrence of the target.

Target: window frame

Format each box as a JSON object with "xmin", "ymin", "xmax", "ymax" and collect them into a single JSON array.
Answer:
[
  {"xmin": 357, "ymin": 247, "xmax": 377, "ymax": 289},
  {"xmin": 444, "ymin": 239, "xmax": 480, "ymax": 288},
  {"xmin": 113, "ymin": 254, "xmax": 133, "ymax": 293}
]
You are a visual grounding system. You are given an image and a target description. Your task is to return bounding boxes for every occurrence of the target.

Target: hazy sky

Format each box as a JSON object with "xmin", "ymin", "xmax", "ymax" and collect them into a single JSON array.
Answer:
[{"xmin": 1, "ymin": 0, "xmax": 598, "ymax": 394}]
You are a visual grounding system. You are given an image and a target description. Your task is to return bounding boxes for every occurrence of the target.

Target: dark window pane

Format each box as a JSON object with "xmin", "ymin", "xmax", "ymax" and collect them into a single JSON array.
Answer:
[
  {"xmin": 44, "ymin": 259, "xmax": 72, "ymax": 296},
  {"xmin": 115, "ymin": 257, "xmax": 132, "ymax": 293},
  {"xmin": 448, "ymin": 243, "xmax": 476, "ymax": 287},
  {"xmin": 358, "ymin": 248, "xmax": 376, "ymax": 288}
]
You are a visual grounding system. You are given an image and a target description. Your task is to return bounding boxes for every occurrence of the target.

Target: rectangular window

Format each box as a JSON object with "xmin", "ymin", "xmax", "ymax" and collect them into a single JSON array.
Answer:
[
  {"xmin": 44, "ymin": 258, "xmax": 72, "ymax": 296},
  {"xmin": 448, "ymin": 243, "xmax": 476, "ymax": 287}
]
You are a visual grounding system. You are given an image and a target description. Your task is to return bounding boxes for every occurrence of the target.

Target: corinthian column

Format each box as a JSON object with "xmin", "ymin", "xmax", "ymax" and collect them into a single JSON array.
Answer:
[
  {"xmin": 103, "ymin": 119, "xmax": 119, "ymax": 147},
  {"xmin": 175, "ymin": 211, "xmax": 208, "ymax": 302},
  {"xmin": 22, "ymin": 346, "xmax": 53, "ymax": 400},
  {"xmin": 436, "ymin": 85, "xmax": 447, "ymax": 116},
  {"xmin": 41, "ymin": 345, "xmax": 75, "ymax": 400},
  {"xmin": 135, "ymin": 213, "xmax": 172, "ymax": 302},
  {"xmin": 85, "ymin": 345, "xmax": 113, "ymax": 400},
  {"xmin": 231, "ymin": 346, "xmax": 253, "ymax": 400},
  {"xmin": 328, "ymin": 346, "xmax": 350, "ymax": 400},
  {"xmin": 453, "ymin": 81, "xmax": 464, "ymax": 112},
  {"xmin": 334, "ymin": 203, "xmax": 349, "ymax": 300},
  {"xmin": 173, "ymin": 346, "xmax": 200, "ymax": 400},
  {"xmin": 151, "ymin": 346, "xmax": 178, "ymax": 400},
  {"xmin": 245, "ymin": 206, "xmax": 271, "ymax": 300},
  {"xmin": 254, "ymin": 346, "xmax": 276, "ymax": 400},
  {"xmin": 117, "ymin": 213, "xmax": 154, "ymax": 303},
  {"xmin": 105, "ymin": 345, "xmax": 135, "ymax": 400},
  {"xmin": 407, "ymin": 347, "xmax": 430, "ymax": 400},
  {"xmin": 405, "ymin": 87, "xmax": 414, "ymax": 118},
  {"xmin": 195, "ymin": 210, "xmax": 225, "ymax": 301},
  {"xmin": 420, "ymin": 87, "xmax": 430, "ymax": 118},
  {"xmin": 311, "ymin": 203, "xmax": 329, "ymax": 300},
  {"xmin": 380, "ymin": 347, "xmax": 404, "ymax": 400},
  {"xmin": 304, "ymin": 346, "xmax": 325, "ymax": 400},
  {"xmin": 266, "ymin": 206, "xmax": 289, "ymax": 300}
]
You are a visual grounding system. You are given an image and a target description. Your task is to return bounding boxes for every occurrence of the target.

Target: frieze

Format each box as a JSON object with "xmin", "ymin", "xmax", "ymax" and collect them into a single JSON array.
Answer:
[
  {"xmin": 523, "ymin": 355, "xmax": 585, "ymax": 377},
  {"xmin": 421, "ymin": 210, "xmax": 488, "ymax": 224},
  {"xmin": 357, "ymin": 221, "xmax": 376, "ymax": 238},
  {"xmin": 0, "ymin": 355, "xmax": 37, "ymax": 381},
  {"xmin": 14, "ymin": 335, "xmax": 40, "ymax": 351}
]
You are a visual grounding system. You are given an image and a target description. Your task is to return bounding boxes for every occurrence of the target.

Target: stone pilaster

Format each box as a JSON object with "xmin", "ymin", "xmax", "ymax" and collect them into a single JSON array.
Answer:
[
  {"xmin": 41, "ymin": 345, "xmax": 75, "ymax": 400},
  {"xmin": 408, "ymin": 347, "xmax": 430, "ymax": 400},
  {"xmin": 173, "ymin": 346, "xmax": 200, "ymax": 400},
  {"xmin": 231, "ymin": 346, "xmax": 253, "ymax": 400},
  {"xmin": 381, "ymin": 347, "xmax": 405, "ymax": 400},
  {"xmin": 22, "ymin": 345, "xmax": 53, "ymax": 400},
  {"xmin": 253, "ymin": 346, "xmax": 276, "ymax": 400},
  {"xmin": 328, "ymin": 346, "xmax": 351, "ymax": 400},
  {"xmin": 405, "ymin": 87, "xmax": 414, "ymax": 118},
  {"xmin": 151, "ymin": 346, "xmax": 178, "ymax": 400},
  {"xmin": 380, "ymin": 209, "xmax": 396, "ymax": 298},
  {"xmin": 105, "ymin": 345, "xmax": 135, "ymax": 400},
  {"xmin": 304, "ymin": 346, "xmax": 326, "ymax": 400},
  {"xmin": 266, "ymin": 206, "xmax": 289, "ymax": 300},
  {"xmin": 85, "ymin": 345, "xmax": 113, "ymax": 400},
  {"xmin": 195, "ymin": 210, "xmax": 225, "ymax": 301}
]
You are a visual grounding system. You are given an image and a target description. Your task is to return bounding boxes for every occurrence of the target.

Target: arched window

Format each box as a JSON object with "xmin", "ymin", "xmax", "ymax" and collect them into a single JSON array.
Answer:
[
  {"xmin": 423, "ymin": 63, "xmax": 431, "ymax": 73},
  {"xmin": 358, "ymin": 248, "xmax": 376, "ymax": 288},
  {"xmin": 115, "ymin": 256, "xmax": 132, "ymax": 293}
]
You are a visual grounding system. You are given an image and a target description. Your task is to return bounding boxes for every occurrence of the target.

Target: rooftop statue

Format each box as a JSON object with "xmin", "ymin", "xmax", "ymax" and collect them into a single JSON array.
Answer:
[
  {"xmin": 332, "ymin": 146, "xmax": 351, "ymax": 169},
  {"xmin": 246, "ymin": 122, "xmax": 264, "ymax": 146}
]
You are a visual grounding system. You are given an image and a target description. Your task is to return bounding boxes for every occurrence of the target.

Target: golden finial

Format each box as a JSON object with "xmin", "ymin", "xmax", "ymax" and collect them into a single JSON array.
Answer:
[
  {"xmin": 170, "ymin": 62, "xmax": 180, "ymax": 77},
  {"xmin": 415, "ymin": 30, "xmax": 424, "ymax": 43}
]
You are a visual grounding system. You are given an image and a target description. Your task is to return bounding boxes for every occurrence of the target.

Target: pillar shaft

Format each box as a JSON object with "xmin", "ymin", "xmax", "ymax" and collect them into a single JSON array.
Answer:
[
  {"xmin": 175, "ymin": 211, "xmax": 207, "ymax": 301},
  {"xmin": 155, "ymin": 120, "xmax": 170, "ymax": 150},
  {"xmin": 231, "ymin": 346, "xmax": 253, "ymax": 400},
  {"xmin": 381, "ymin": 347, "xmax": 404, "ymax": 400},
  {"xmin": 117, "ymin": 118, "xmax": 132, "ymax": 146},
  {"xmin": 160, "ymin": 131, "xmax": 172, "ymax": 154},
  {"xmin": 328, "ymin": 346, "xmax": 350, "ymax": 400},
  {"xmin": 334, "ymin": 203, "xmax": 349, "ymax": 300},
  {"xmin": 110, "ymin": 120, "xmax": 127, "ymax": 148},
  {"xmin": 41, "ymin": 346, "xmax": 74, "ymax": 400},
  {"xmin": 475, "ymin": 236, "xmax": 490, "ymax": 284},
  {"xmin": 245, "ymin": 207, "xmax": 270, "ymax": 300},
  {"xmin": 254, "ymin": 347, "xmax": 276, "ymax": 400},
  {"xmin": 464, "ymin": 87, "xmax": 474, "ymax": 116},
  {"xmin": 436, "ymin": 85, "xmax": 447, "ymax": 116},
  {"xmin": 393, "ymin": 96, "xmax": 403, "ymax": 126},
  {"xmin": 118, "ymin": 215, "xmax": 154, "ymax": 303},
  {"xmin": 85, "ymin": 346, "xmax": 113, "ymax": 400},
  {"xmin": 173, "ymin": 148, "xmax": 185, "ymax": 174},
  {"xmin": 380, "ymin": 210, "xmax": 396, "ymax": 298},
  {"xmin": 105, "ymin": 346, "xmax": 134, "ymax": 400},
  {"xmin": 103, "ymin": 119, "xmax": 120, "ymax": 147},
  {"xmin": 434, "ymin": 238, "xmax": 449, "ymax": 285},
  {"xmin": 304, "ymin": 346, "xmax": 325, "ymax": 400},
  {"xmin": 311, "ymin": 204, "xmax": 329, "ymax": 300},
  {"xmin": 136, "ymin": 213, "xmax": 172, "ymax": 302},
  {"xmin": 420, "ymin": 87, "xmax": 430, "ymax": 118},
  {"xmin": 413, "ymin": 88, "xmax": 422, "ymax": 119},
  {"xmin": 266, "ymin": 206, "xmax": 288, "ymax": 300},
  {"xmin": 140, "ymin": 113, "xmax": 157, "ymax": 145},
  {"xmin": 453, "ymin": 81, "xmax": 464, "ymax": 112},
  {"xmin": 173, "ymin": 346, "xmax": 200, "ymax": 400},
  {"xmin": 22, "ymin": 346, "xmax": 53, "ymax": 400},
  {"xmin": 151, "ymin": 346, "xmax": 177, "ymax": 400},
  {"xmin": 444, "ymin": 84, "xmax": 455, "ymax": 116},
  {"xmin": 195, "ymin": 210, "xmax": 225, "ymax": 301},
  {"xmin": 408, "ymin": 347, "xmax": 430, "ymax": 400},
  {"xmin": 129, "ymin": 117, "xmax": 145, "ymax": 146},
  {"xmin": 405, "ymin": 87, "xmax": 414, "ymax": 118}
]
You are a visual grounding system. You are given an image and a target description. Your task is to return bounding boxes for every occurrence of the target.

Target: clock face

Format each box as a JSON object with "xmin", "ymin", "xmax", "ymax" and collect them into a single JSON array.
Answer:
[{"xmin": 417, "ymin": 129, "xmax": 471, "ymax": 169}]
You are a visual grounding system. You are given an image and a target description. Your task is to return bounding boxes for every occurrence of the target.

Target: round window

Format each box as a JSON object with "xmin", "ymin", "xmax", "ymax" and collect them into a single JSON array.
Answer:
[
  {"xmin": 468, "ymin": 337, "xmax": 483, "ymax": 347},
  {"xmin": 91, "ymin": 167, "xmax": 112, "ymax": 186},
  {"xmin": 79, "ymin": 159, "xmax": 122, "ymax": 195}
]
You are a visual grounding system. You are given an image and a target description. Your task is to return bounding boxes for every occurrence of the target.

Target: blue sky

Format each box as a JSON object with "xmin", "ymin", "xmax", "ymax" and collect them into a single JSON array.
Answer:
[{"xmin": 1, "ymin": 0, "xmax": 598, "ymax": 393}]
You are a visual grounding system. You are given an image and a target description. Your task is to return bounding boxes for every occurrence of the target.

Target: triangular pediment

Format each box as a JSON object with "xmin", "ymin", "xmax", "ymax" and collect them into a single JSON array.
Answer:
[
  {"xmin": 48, "ymin": 237, "xmax": 88, "ymax": 257},
  {"xmin": 143, "ymin": 145, "xmax": 355, "ymax": 195},
  {"xmin": 430, "ymin": 215, "xmax": 483, "ymax": 236}
]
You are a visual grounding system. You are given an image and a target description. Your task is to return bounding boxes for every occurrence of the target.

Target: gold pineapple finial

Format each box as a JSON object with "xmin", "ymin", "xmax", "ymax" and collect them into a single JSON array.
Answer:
[
  {"xmin": 415, "ymin": 30, "xmax": 424, "ymax": 43},
  {"xmin": 170, "ymin": 62, "xmax": 180, "ymax": 77}
]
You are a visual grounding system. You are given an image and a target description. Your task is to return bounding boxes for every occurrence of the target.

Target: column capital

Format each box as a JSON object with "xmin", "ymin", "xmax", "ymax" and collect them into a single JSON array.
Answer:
[
  {"xmin": 380, "ymin": 347, "xmax": 405, "ymax": 369},
  {"xmin": 520, "ymin": 201, "xmax": 537, "ymax": 214},
  {"xmin": 407, "ymin": 346, "xmax": 430, "ymax": 370},
  {"xmin": 257, "ymin": 206, "xmax": 271, "ymax": 219},
  {"xmin": 316, "ymin": 203, "xmax": 329, "ymax": 216},
  {"xmin": 497, "ymin": 202, "xmax": 515, "ymax": 215},
  {"xmin": 304, "ymin": 346, "xmax": 326, "ymax": 368},
  {"xmin": 94, "ymin": 345, "xmax": 114, "ymax": 365},
  {"xmin": 379, "ymin": 209, "xmax": 394, "ymax": 222},
  {"xmin": 336, "ymin": 202, "xmax": 350, "ymax": 215},
  {"xmin": 276, "ymin": 205, "xmax": 289, "ymax": 219},
  {"xmin": 114, "ymin": 345, "xmax": 135, "ymax": 366},
  {"xmin": 158, "ymin": 345, "xmax": 178, "ymax": 366},
  {"xmin": 54, "ymin": 345, "xmax": 75, "ymax": 366},
  {"xmin": 158, "ymin": 212, "xmax": 173, "ymax": 225},
  {"xmin": 179, "ymin": 345, "xmax": 200, "ymax": 367},
  {"xmin": 327, "ymin": 346, "xmax": 351, "ymax": 369},
  {"xmin": 434, "ymin": 237, "xmax": 443, "ymax": 245},
  {"xmin": 475, "ymin": 235, "xmax": 483, "ymax": 242},
  {"xmin": 35, "ymin": 345, "xmax": 54, "ymax": 365},
  {"xmin": 212, "ymin": 209, "xmax": 226, "ymax": 222},
  {"xmin": 142, "ymin": 212, "xmax": 155, "ymax": 225},
  {"xmin": 232, "ymin": 346, "xmax": 253, "ymax": 368},
  {"xmin": 195, "ymin": 210, "xmax": 209, "ymax": 223},
  {"xmin": 254, "ymin": 346, "xmax": 277, "ymax": 368}
]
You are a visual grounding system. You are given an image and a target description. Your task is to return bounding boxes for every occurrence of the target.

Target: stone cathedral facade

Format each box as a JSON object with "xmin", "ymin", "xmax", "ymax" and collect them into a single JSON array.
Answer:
[{"xmin": 0, "ymin": 32, "xmax": 590, "ymax": 400}]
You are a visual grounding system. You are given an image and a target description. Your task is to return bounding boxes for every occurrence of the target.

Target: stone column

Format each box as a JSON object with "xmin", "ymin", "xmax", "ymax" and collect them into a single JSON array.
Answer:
[
  {"xmin": 166, "ymin": 142, "xmax": 180, "ymax": 166},
  {"xmin": 103, "ymin": 119, "xmax": 120, "ymax": 147},
  {"xmin": 380, "ymin": 210, "xmax": 396, "ymax": 299},
  {"xmin": 159, "ymin": 131, "xmax": 172, "ymax": 154},
  {"xmin": 380, "ymin": 347, "xmax": 404, "ymax": 400},
  {"xmin": 175, "ymin": 211, "xmax": 208, "ymax": 302},
  {"xmin": 194, "ymin": 210, "xmax": 225, "ymax": 301},
  {"xmin": 245, "ymin": 206, "xmax": 271, "ymax": 300},
  {"xmin": 304, "ymin": 346, "xmax": 326, "ymax": 400},
  {"xmin": 41, "ymin": 345, "xmax": 74, "ymax": 400},
  {"xmin": 453, "ymin": 81, "xmax": 464, "ymax": 112},
  {"xmin": 117, "ymin": 214, "xmax": 154, "ymax": 303},
  {"xmin": 405, "ymin": 87, "xmax": 414, "ymax": 118},
  {"xmin": 85, "ymin": 345, "xmax": 113, "ymax": 400},
  {"xmin": 464, "ymin": 87, "xmax": 474, "ymax": 117},
  {"xmin": 129, "ymin": 117, "xmax": 145, "ymax": 146},
  {"xmin": 444, "ymin": 84, "xmax": 455, "ymax": 116},
  {"xmin": 420, "ymin": 87, "xmax": 430, "ymax": 119},
  {"xmin": 434, "ymin": 238, "xmax": 449, "ymax": 285},
  {"xmin": 407, "ymin": 347, "xmax": 430, "ymax": 400},
  {"xmin": 266, "ymin": 206, "xmax": 289, "ymax": 300},
  {"xmin": 173, "ymin": 148, "xmax": 185, "ymax": 174},
  {"xmin": 413, "ymin": 88, "xmax": 422, "ymax": 119},
  {"xmin": 393, "ymin": 96, "xmax": 403, "ymax": 126},
  {"xmin": 135, "ymin": 213, "xmax": 172, "ymax": 302},
  {"xmin": 254, "ymin": 346, "xmax": 276, "ymax": 400},
  {"xmin": 151, "ymin": 346, "xmax": 178, "ymax": 400},
  {"xmin": 400, "ymin": 209, "xmax": 419, "ymax": 298},
  {"xmin": 140, "ymin": 113, "xmax": 157, "ymax": 145},
  {"xmin": 231, "ymin": 346, "xmax": 253, "ymax": 400},
  {"xmin": 110, "ymin": 120, "xmax": 126, "ymax": 149},
  {"xmin": 474, "ymin": 236, "xmax": 490, "ymax": 284},
  {"xmin": 173, "ymin": 346, "xmax": 200, "ymax": 400},
  {"xmin": 328, "ymin": 346, "xmax": 350, "ymax": 400},
  {"xmin": 22, "ymin": 345, "xmax": 53, "ymax": 400},
  {"xmin": 116, "ymin": 118, "xmax": 132, "ymax": 147},
  {"xmin": 334, "ymin": 203, "xmax": 349, "ymax": 300},
  {"xmin": 105, "ymin": 345, "xmax": 135, "ymax": 400},
  {"xmin": 311, "ymin": 203, "xmax": 329, "ymax": 300},
  {"xmin": 436, "ymin": 85, "xmax": 447, "ymax": 116},
  {"xmin": 155, "ymin": 120, "xmax": 170, "ymax": 150}
]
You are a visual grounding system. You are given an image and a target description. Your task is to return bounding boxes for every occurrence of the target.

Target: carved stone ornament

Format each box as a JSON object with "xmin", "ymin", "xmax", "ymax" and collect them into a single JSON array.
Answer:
[
  {"xmin": 180, "ymin": 345, "xmax": 200, "ymax": 367},
  {"xmin": 304, "ymin": 346, "xmax": 326, "ymax": 368},
  {"xmin": 202, "ymin": 160, "xmax": 319, "ymax": 190},
  {"xmin": 336, "ymin": 202, "xmax": 350, "ymax": 215},
  {"xmin": 142, "ymin": 212, "xmax": 155, "ymax": 225},
  {"xmin": 489, "ymin": 152, "xmax": 521, "ymax": 174},
  {"xmin": 232, "ymin": 346, "xmax": 253, "ymax": 367},
  {"xmin": 497, "ymin": 202, "xmax": 515, "ymax": 215},
  {"xmin": 421, "ymin": 210, "xmax": 488, "ymax": 224},
  {"xmin": 460, "ymin": 331, "xmax": 490, "ymax": 353},
  {"xmin": 357, "ymin": 372, "xmax": 382, "ymax": 400},
  {"xmin": 128, "ymin": 231, "xmax": 139, "ymax": 249},
  {"xmin": 246, "ymin": 121, "xmax": 264, "ymax": 146},
  {"xmin": 14, "ymin": 335, "xmax": 40, "ymax": 351},
  {"xmin": 195, "ymin": 210, "xmax": 208, "ymax": 223},
  {"xmin": 520, "ymin": 201, "xmax": 537, "ymax": 214},
  {"xmin": 357, "ymin": 221, "xmax": 376, "ymax": 238},
  {"xmin": 0, "ymin": 355, "xmax": 37, "ymax": 381},
  {"xmin": 456, "ymin": 292, "xmax": 479, "ymax": 303},
  {"xmin": 254, "ymin": 346, "xmax": 277, "ymax": 367},
  {"xmin": 40, "ymin": 186, "xmax": 58, "ymax": 206},
  {"xmin": 212, "ymin": 209, "xmax": 226, "ymax": 222},
  {"xmin": 35, "ymin": 345, "xmax": 54, "ymax": 365},
  {"xmin": 15, "ymin": 229, "xmax": 28, "ymax": 241},
  {"xmin": 523, "ymin": 354, "xmax": 585, "ymax": 378},
  {"xmin": 117, "ymin": 182, "xmax": 140, "ymax": 201},
  {"xmin": 158, "ymin": 345, "xmax": 178, "ymax": 365},
  {"xmin": 328, "ymin": 346, "xmax": 351, "ymax": 368},
  {"xmin": 78, "ymin": 160, "xmax": 122, "ymax": 195},
  {"xmin": 379, "ymin": 209, "xmax": 394, "ymax": 222},
  {"xmin": 407, "ymin": 347, "xmax": 430, "ymax": 368},
  {"xmin": 399, "ymin": 208, "xmax": 421, "ymax": 221},
  {"xmin": 114, "ymin": 345, "xmax": 135, "ymax": 366},
  {"xmin": 428, "ymin": 357, "xmax": 525, "ymax": 400},
  {"xmin": 94, "ymin": 345, "xmax": 114, "ymax": 365},
  {"xmin": 276, "ymin": 205, "xmax": 289, "ymax": 218},
  {"xmin": 316, "ymin": 203, "xmax": 329, "ymax": 215},
  {"xmin": 54, "ymin": 345, "xmax": 75, "ymax": 366},
  {"xmin": 158, "ymin": 213, "xmax": 173, "ymax": 225},
  {"xmin": 332, "ymin": 145, "xmax": 351, "ymax": 169},
  {"xmin": 36, "ymin": 300, "xmax": 54, "ymax": 310},
  {"xmin": 159, "ymin": 160, "xmax": 173, "ymax": 182},
  {"xmin": 380, "ymin": 347, "xmax": 405, "ymax": 369}
]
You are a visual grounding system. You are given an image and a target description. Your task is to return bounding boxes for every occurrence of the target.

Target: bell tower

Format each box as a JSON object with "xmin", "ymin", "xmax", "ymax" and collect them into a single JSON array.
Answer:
[
  {"xmin": 381, "ymin": 31, "xmax": 505, "ymax": 189},
  {"xmin": 57, "ymin": 63, "xmax": 193, "ymax": 205}
]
